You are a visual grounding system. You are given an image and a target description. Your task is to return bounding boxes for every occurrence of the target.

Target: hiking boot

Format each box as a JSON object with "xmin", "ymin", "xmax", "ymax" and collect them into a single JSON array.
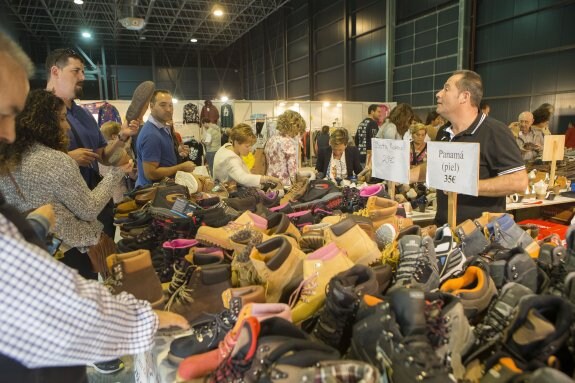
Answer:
[
  {"xmin": 501, "ymin": 294, "xmax": 572, "ymax": 364},
  {"xmin": 288, "ymin": 243, "xmax": 354, "ymax": 324},
  {"xmin": 116, "ymin": 219, "xmax": 164, "ymax": 252},
  {"xmin": 164, "ymin": 248, "xmax": 224, "ymax": 298},
  {"xmin": 193, "ymin": 202, "xmax": 239, "ymax": 228},
  {"xmin": 434, "ymin": 224, "xmax": 466, "ymax": 282},
  {"xmin": 311, "ymin": 264, "xmax": 378, "ymax": 353},
  {"xmin": 354, "ymin": 196, "xmax": 398, "ymax": 228},
  {"xmin": 347, "ymin": 294, "xmax": 386, "ymax": 365},
  {"xmin": 221, "ymin": 285, "xmax": 266, "ymax": 309},
  {"xmin": 323, "ymin": 213, "xmax": 375, "ymax": 239},
  {"xmin": 166, "ymin": 263, "xmax": 232, "ymax": 323},
  {"xmin": 440, "ymin": 265, "xmax": 497, "ymax": 323},
  {"xmin": 392, "ymin": 235, "xmax": 440, "ymax": 292},
  {"xmin": 298, "ymin": 228, "xmax": 326, "ymax": 253},
  {"xmin": 280, "ymin": 177, "xmax": 309, "ymax": 205},
  {"xmin": 197, "ymin": 316, "xmax": 261, "ymax": 383},
  {"xmin": 196, "ymin": 211, "xmax": 268, "ymax": 250},
  {"xmin": 230, "ymin": 228, "xmax": 266, "ymax": 287},
  {"xmin": 258, "ymin": 189, "xmax": 280, "ymax": 208},
  {"xmin": 455, "ymin": 219, "xmax": 490, "ymax": 257},
  {"xmin": 105, "ymin": 250, "xmax": 164, "ymax": 309},
  {"xmin": 324, "ymin": 217, "xmax": 380, "ymax": 266},
  {"xmin": 170, "ymin": 301, "xmax": 291, "ymax": 367},
  {"xmin": 266, "ymin": 212, "xmax": 301, "ymax": 243},
  {"xmin": 425, "ymin": 291, "xmax": 475, "ymax": 380},
  {"xmin": 249, "ymin": 236, "xmax": 305, "ymax": 303},
  {"xmin": 537, "ymin": 242, "xmax": 569, "ymax": 295},
  {"xmin": 484, "ymin": 246, "xmax": 538, "ymax": 292},
  {"xmin": 224, "ymin": 195, "xmax": 258, "ymax": 212},
  {"xmin": 375, "ymin": 288, "xmax": 455, "ymax": 382},
  {"xmin": 244, "ymin": 317, "xmax": 340, "ymax": 382},
  {"xmin": 486, "ymin": 214, "xmax": 540, "ymax": 258},
  {"xmin": 372, "ymin": 262, "xmax": 394, "ymax": 294},
  {"xmin": 473, "ymin": 282, "xmax": 535, "ymax": 345},
  {"xmin": 297, "ymin": 179, "xmax": 338, "ymax": 203},
  {"xmin": 258, "ymin": 360, "xmax": 380, "ymax": 383}
]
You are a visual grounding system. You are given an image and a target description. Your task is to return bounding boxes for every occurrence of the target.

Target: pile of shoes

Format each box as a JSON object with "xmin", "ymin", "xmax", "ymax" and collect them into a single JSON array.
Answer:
[{"xmin": 109, "ymin": 178, "xmax": 575, "ymax": 382}]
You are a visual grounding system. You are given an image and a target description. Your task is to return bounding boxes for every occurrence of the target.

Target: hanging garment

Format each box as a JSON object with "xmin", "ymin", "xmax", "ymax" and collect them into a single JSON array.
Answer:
[
  {"xmin": 200, "ymin": 100, "xmax": 219, "ymax": 123},
  {"xmin": 220, "ymin": 103, "xmax": 234, "ymax": 128},
  {"xmin": 183, "ymin": 103, "xmax": 200, "ymax": 124}
]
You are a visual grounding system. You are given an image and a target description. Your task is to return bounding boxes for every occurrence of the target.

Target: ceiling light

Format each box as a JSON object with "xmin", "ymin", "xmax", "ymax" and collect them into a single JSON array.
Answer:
[
  {"xmin": 293, "ymin": 103, "xmax": 299, "ymax": 107},
  {"xmin": 172, "ymin": 98, "xmax": 179, "ymax": 104},
  {"xmin": 213, "ymin": 9, "xmax": 224, "ymax": 17},
  {"xmin": 190, "ymin": 38, "xmax": 198, "ymax": 43},
  {"xmin": 221, "ymin": 95, "xmax": 229, "ymax": 102},
  {"xmin": 74, "ymin": 0, "xmax": 84, "ymax": 4},
  {"xmin": 81, "ymin": 31, "xmax": 92, "ymax": 39},
  {"xmin": 323, "ymin": 101, "xmax": 330, "ymax": 107},
  {"xmin": 139, "ymin": 36, "xmax": 146, "ymax": 40},
  {"xmin": 279, "ymin": 102, "xmax": 286, "ymax": 107},
  {"xmin": 336, "ymin": 102, "xmax": 342, "ymax": 108}
]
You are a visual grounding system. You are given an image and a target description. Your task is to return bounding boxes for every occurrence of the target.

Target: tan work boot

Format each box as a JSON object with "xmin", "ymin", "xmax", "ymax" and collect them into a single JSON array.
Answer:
[
  {"xmin": 355, "ymin": 196, "xmax": 398, "ymax": 228},
  {"xmin": 324, "ymin": 217, "xmax": 381, "ymax": 266},
  {"xmin": 250, "ymin": 236, "xmax": 305, "ymax": 303},
  {"xmin": 289, "ymin": 243, "xmax": 354, "ymax": 324},
  {"xmin": 106, "ymin": 249, "xmax": 164, "ymax": 309},
  {"xmin": 196, "ymin": 211, "xmax": 268, "ymax": 250},
  {"xmin": 266, "ymin": 213, "xmax": 302, "ymax": 243}
]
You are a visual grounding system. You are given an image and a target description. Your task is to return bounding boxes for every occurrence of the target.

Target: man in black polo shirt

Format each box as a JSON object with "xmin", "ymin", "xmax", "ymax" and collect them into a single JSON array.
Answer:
[
  {"xmin": 411, "ymin": 70, "xmax": 528, "ymax": 225},
  {"xmin": 355, "ymin": 104, "xmax": 382, "ymax": 167}
]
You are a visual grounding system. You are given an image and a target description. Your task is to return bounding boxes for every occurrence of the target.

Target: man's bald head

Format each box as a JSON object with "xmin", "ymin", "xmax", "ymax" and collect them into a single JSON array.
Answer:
[{"xmin": 518, "ymin": 111, "xmax": 534, "ymax": 134}]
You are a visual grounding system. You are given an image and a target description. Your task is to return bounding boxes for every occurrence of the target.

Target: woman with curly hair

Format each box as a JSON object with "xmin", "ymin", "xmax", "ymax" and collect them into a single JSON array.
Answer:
[
  {"xmin": 532, "ymin": 103, "xmax": 554, "ymax": 135},
  {"xmin": 379, "ymin": 103, "xmax": 415, "ymax": 140},
  {"xmin": 213, "ymin": 123, "xmax": 282, "ymax": 187},
  {"xmin": 264, "ymin": 110, "xmax": 306, "ymax": 186},
  {"xmin": 0, "ymin": 89, "xmax": 130, "ymax": 279}
]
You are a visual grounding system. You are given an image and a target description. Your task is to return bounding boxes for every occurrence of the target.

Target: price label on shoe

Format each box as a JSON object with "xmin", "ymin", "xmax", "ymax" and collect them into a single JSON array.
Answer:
[
  {"xmin": 426, "ymin": 141, "xmax": 479, "ymax": 196},
  {"xmin": 371, "ymin": 138, "xmax": 410, "ymax": 184}
]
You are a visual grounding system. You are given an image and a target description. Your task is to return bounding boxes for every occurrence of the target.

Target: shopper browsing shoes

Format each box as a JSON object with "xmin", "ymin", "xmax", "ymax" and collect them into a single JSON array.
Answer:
[
  {"xmin": 410, "ymin": 70, "xmax": 528, "ymax": 225},
  {"xmin": 0, "ymin": 33, "xmax": 189, "ymax": 383},
  {"xmin": 213, "ymin": 123, "xmax": 282, "ymax": 187},
  {"xmin": 315, "ymin": 128, "xmax": 362, "ymax": 180}
]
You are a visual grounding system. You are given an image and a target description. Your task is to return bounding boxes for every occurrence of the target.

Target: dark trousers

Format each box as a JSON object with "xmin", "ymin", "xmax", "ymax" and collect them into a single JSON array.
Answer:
[{"xmin": 61, "ymin": 248, "xmax": 97, "ymax": 280}]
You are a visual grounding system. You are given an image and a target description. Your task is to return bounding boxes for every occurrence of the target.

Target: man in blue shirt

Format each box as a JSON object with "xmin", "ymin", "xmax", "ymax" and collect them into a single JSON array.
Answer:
[{"xmin": 136, "ymin": 90, "xmax": 195, "ymax": 187}]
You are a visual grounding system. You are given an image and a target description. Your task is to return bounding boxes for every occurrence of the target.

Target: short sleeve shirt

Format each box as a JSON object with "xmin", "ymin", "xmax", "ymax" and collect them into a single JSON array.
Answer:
[
  {"xmin": 67, "ymin": 101, "xmax": 107, "ymax": 185},
  {"xmin": 435, "ymin": 113, "xmax": 526, "ymax": 225},
  {"xmin": 135, "ymin": 118, "xmax": 178, "ymax": 187}
]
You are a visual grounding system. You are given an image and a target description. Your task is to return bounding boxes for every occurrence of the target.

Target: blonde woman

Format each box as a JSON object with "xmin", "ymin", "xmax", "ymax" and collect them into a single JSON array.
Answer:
[
  {"xmin": 264, "ymin": 110, "xmax": 306, "ymax": 186},
  {"xmin": 315, "ymin": 128, "xmax": 362, "ymax": 180},
  {"xmin": 213, "ymin": 123, "xmax": 281, "ymax": 187},
  {"xmin": 410, "ymin": 123, "xmax": 428, "ymax": 167}
]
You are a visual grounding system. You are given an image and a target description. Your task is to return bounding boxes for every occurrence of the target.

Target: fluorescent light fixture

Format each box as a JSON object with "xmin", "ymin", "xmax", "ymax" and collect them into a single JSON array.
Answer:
[
  {"xmin": 323, "ymin": 101, "xmax": 330, "ymax": 107},
  {"xmin": 74, "ymin": 0, "xmax": 84, "ymax": 4},
  {"xmin": 190, "ymin": 38, "xmax": 198, "ymax": 43},
  {"xmin": 213, "ymin": 8, "xmax": 224, "ymax": 17},
  {"xmin": 81, "ymin": 31, "xmax": 92, "ymax": 38},
  {"xmin": 221, "ymin": 95, "xmax": 229, "ymax": 102},
  {"xmin": 139, "ymin": 36, "xmax": 146, "ymax": 40},
  {"xmin": 172, "ymin": 98, "xmax": 179, "ymax": 104},
  {"xmin": 336, "ymin": 102, "xmax": 342, "ymax": 108}
]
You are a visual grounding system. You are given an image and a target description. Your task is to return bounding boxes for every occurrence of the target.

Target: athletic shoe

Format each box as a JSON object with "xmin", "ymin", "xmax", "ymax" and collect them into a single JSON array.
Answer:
[{"xmin": 434, "ymin": 224, "xmax": 466, "ymax": 282}]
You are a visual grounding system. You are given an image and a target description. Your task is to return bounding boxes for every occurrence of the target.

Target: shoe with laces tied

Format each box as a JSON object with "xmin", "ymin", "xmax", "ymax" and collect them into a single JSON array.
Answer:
[
  {"xmin": 280, "ymin": 177, "xmax": 309, "ymax": 205},
  {"xmin": 376, "ymin": 287, "xmax": 455, "ymax": 383},
  {"xmin": 164, "ymin": 248, "xmax": 224, "ymax": 298},
  {"xmin": 288, "ymin": 243, "xmax": 354, "ymax": 324},
  {"xmin": 230, "ymin": 228, "xmax": 266, "ymax": 287},
  {"xmin": 166, "ymin": 263, "xmax": 231, "ymax": 323},
  {"xmin": 196, "ymin": 211, "xmax": 268, "ymax": 250},
  {"xmin": 391, "ymin": 234, "xmax": 440, "ymax": 292}
]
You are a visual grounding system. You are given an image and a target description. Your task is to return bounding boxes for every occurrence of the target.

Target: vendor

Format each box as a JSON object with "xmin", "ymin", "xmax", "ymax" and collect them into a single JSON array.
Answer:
[
  {"xmin": 315, "ymin": 128, "xmax": 362, "ymax": 180},
  {"xmin": 213, "ymin": 123, "xmax": 281, "ymax": 187}
]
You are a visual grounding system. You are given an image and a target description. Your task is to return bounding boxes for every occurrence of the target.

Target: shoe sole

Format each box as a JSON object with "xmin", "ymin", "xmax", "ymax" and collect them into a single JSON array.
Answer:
[
  {"xmin": 89, "ymin": 363, "xmax": 124, "ymax": 374},
  {"xmin": 196, "ymin": 232, "xmax": 233, "ymax": 250}
]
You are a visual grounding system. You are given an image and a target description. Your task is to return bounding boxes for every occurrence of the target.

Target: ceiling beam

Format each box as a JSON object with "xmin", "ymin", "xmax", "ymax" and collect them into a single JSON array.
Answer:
[
  {"xmin": 39, "ymin": 0, "xmax": 66, "ymax": 39},
  {"xmin": 160, "ymin": 0, "xmax": 188, "ymax": 44}
]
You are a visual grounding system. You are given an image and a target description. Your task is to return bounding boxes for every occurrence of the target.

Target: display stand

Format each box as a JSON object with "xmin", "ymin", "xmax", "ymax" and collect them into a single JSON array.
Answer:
[
  {"xmin": 542, "ymin": 135, "xmax": 565, "ymax": 189},
  {"xmin": 447, "ymin": 192, "xmax": 458, "ymax": 228}
]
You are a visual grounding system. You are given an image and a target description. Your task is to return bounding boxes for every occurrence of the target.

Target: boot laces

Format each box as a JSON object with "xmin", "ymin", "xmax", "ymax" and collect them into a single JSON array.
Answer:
[{"xmin": 288, "ymin": 272, "xmax": 318, "ymax": 307}]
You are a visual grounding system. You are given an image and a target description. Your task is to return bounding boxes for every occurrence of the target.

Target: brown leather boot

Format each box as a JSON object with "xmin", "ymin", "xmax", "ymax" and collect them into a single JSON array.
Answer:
[{"xmin": 106, "ymin": 249, "xmax": 164, "ymax": 309}]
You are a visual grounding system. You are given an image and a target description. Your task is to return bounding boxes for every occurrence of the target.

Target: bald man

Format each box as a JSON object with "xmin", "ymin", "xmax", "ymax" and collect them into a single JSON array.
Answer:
[{"xmin": 516, "ymin": 111, "xmax": 543, "ymax": 161}]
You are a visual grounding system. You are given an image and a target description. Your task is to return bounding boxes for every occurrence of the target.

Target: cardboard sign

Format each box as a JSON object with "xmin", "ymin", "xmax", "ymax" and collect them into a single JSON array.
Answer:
[
  {"xmin": 371, "ymin": 138, "xmax": 410, "ymax": 184},
  {"xmin": 542, "ymin": 135, "xmax": 565, "ymax": 161},
  {"xmin": 426, "ymin": 141, "xmax": 480, "ymax": 196}
]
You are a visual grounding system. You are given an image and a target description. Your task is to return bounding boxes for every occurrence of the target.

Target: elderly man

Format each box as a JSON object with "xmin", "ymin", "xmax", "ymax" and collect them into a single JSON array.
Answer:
[
  {"xmin": 411, "ymin": 70, "xmax": 528, "ymax": 225},
  {"xmin": 516, "ymin": 111, "xmax": 543, "ymax": 161},
  {"xmin": 0, "ymin": 33, "xmax": 188, "ymax": 382}
]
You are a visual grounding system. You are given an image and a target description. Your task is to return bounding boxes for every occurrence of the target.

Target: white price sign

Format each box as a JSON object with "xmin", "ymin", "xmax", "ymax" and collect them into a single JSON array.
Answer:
[
  {"xmin": 371, "ymin": 138, "xmax": 410, "ymax": 184},
  {"xmin": 426, "ymin": 141, "xmax": 479, "ymax": 196}
]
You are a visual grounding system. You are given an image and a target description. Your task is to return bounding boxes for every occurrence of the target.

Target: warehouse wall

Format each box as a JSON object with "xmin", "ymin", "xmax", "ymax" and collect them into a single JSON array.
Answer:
[{"xmin": 235, "ymin": 0, "xmax": 575, "ymax": 130}]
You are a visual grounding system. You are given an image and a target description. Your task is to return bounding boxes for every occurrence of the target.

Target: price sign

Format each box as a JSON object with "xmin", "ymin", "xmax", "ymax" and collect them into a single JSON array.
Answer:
[
  {"xmin": 426, "ymin": 141, "xmax": 479, "ymax": 196},
  {"xmin": 371, "ymin": 138, "xmax": 410, "ymax": 184}
]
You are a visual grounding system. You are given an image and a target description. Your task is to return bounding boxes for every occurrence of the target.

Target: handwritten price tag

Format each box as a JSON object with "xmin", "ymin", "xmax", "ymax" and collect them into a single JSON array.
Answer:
[
  {"xmin": 427, "ymin": 141, "xmax": 479, "ymax": 196},
  {"xmin": 371, "ymin": 138, "xmax": 410, "ymax": 184}
]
